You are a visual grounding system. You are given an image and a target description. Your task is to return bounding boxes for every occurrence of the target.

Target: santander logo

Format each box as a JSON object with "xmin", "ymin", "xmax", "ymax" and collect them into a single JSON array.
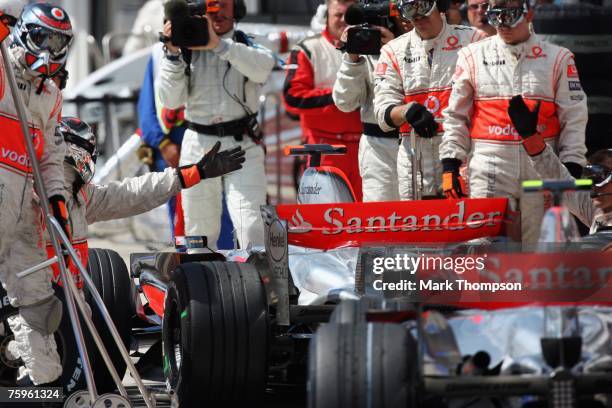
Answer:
[{"xmin": 288, "ymin": 209, "xmax": 313, "ymax": 233}]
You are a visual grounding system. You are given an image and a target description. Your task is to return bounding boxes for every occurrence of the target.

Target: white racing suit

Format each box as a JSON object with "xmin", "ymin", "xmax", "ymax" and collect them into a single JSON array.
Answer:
[
  {"xmin": 374, "ymin": 20, "xmax": 485, "ymax": 199},
  {"xmin": 158, "ymin": 30, "xmax": 275, "ymax": 248},
  {"xmin": 0, "ymin": 46, "xmax": 65, "ymax": 384},
  {"xmin": 528, "ymin": 146, "xmax": 611, "ymax": 234},
  {"xmin": 439, "ymin": 34, "xmax": 588, "ymax": 243},
  {"xmin": 47, "ymin": 164, "xmax": 182, "ymax": 281},
  {"xmin": 333, "ymin": 54, "xmax": 400, "ymax": 202}
]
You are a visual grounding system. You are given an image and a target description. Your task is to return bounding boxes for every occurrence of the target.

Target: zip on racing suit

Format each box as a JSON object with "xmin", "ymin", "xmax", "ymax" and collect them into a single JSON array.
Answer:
[
  {"xmin": 439, "ymin": 34, "xmax": 588, "ymax": 243},
  {"xmin": 333, "ymin": 53, "xmax": 400, "ymax": 202},
  {"xmin": 158, "ymin": 30, "xmax": 275, "ymax": 249},
  {"xmin": 0, "ymin": 46, "xmax": 66, "ymax": 385},
  {"xmin": 374, "ymin": 19, "xmax": 485, "ymax": 199},
  {"xmin": 284, "ymin": 29, "xmax": 364, "ymax": 201}
]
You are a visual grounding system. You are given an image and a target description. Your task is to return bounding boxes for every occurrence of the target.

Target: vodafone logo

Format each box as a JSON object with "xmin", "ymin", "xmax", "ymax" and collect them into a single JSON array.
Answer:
[
  {"xmin": 51, "ymin": 8, "xmax": 65, "ymax": 20},
  {"xmin": 1, "ymin": 147, "xmax": 32, "ymax": 168},
  {"xmin": 424, "ymin": 96, "xmax": 440, "ymax": 114},
  {"xmin": 526, "ymin": 46, "xmax": 546, "ymax": 59},
  {"xmin": 488, "ymin": 124, "xmax": 519, "ymax": 138}
]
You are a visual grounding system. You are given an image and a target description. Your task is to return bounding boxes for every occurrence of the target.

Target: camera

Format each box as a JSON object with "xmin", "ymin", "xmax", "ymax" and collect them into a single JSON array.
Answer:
[
  {"xmin": 165, "ymin": 0, "xmax": 220, "ymax": 47},
  {"xmin": 344, "ymin": 0, "xmax": 399, "ymax": 55}
]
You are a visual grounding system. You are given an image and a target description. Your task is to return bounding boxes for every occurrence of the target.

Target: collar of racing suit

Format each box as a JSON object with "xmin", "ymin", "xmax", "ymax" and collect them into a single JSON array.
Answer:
[
  {"xmin": 494, "ymin": 31, "xmax": 539, "ymax": 60},
  {"xmin": 8, "ymin": 45, "xmax": 38, "ymax": 82},
  {"xmin": 322, "ymin": 27, "xmax": 342, "ymax": 48}
]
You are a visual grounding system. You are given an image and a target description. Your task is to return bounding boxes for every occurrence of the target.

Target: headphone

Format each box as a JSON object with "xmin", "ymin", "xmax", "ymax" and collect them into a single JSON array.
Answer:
[{"xmin": 234, "ymin": 0, "xmax": 246, "ymax": 21}]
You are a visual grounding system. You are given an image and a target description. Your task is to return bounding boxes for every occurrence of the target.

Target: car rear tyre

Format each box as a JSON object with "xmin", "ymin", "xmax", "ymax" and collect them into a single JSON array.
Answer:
[
  {"xmin": 162, "ymin": 261, "xmax": 268, "ymax": 406},
  {"xmin": 308, "ymin": 322, "xmax": 416, "ymax": 408}
]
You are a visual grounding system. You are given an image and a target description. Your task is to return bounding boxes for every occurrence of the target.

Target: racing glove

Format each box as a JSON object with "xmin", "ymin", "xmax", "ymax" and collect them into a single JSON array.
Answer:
[
  {"xmin": 405, "ymin": 103, "xmax": 438, "ymax": 139},
  {"xmin": 442, "ymin": 158, "xmax": 467, "ymax": 199},
  {"xmin": 177, "ymin": 141, "xmax": 246, "ymax": 188},
  {"xmin": 563, "ymin": 162, "xmax": 583, "ymax": 179},
  {"xmin": 508, "ymin": 95, "xmax": 545, "ymax": 156},
  {"xmin": 49, "ymin": 195, "xmax": 72, "ymax": 265}
]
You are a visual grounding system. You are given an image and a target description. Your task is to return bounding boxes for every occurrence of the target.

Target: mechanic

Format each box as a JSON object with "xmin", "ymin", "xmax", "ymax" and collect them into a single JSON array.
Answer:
[
  {"xmin": 516, "ymin": 107, "xmax": 611, "ymax": 233},
  {"xmin": 439, "ymin": 0, "xmax": 588, "ymax": 244},
  {"xmin": 0, "ymin": 2, "xmax": 73, "ymax": 387},
  {"xmin": 138, "ymin": 41, "xmax": 186, "ymax": 238},
  {"xmin": 283, "ymin": 0, "xmax": 365, "ymax": 201},
  {"xmin": 332, "ymin": 14, "xmax": 412, "ymax": 202},
  {"xmin": 373, "ymin": 0, "xmax": 487, "ymax": 200},
  {"xmin": 159, "ymin": 0, "xmax": 275, "ymax": 249},
  {"xmin": 46, "ymin": 117, "xmax": 245, "ymax": 288}
]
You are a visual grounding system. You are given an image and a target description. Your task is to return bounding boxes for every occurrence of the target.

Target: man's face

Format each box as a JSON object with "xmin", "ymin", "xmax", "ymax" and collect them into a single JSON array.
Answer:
[
  {"xmin": 593, "ymin": 181, "xmax": 612, "ymax": 213},
  {"xmin": 327, "ymin": 0, "xmax": 354, "ymax": 42},
  {"xmin": 207, "ymin": 0, "xmax": 234, "ymax": 35},
  {"xmin": 467, "ymin": 0, "xmax": 490, "ymax": 29},
  {"xmin": 411, "ymin": 9, "xmax": 442, "ymax": 37}
]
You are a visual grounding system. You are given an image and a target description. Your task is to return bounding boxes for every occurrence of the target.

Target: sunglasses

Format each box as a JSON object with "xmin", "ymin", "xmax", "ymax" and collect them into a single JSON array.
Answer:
[
  {"xmin": 486, "ymin": 6, "xmax": 525, "ymax": 28},
  {"xmin": 583, "ymin": 164, "xmax": 612, "ymax": 188},
  {"xmin": 468, "ymin": 2, "xmax": 489, "ymax": 10},
  {"xmin": 398, "ymin": 0, "xmax": 437, "ymax": 20},
  {"xmin": 27, "ymin": 25, "xmax": 72, "ymax": 56}
]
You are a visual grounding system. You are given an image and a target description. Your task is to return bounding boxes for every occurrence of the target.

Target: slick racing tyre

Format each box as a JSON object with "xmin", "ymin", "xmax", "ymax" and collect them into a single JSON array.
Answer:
[
  {"xmin": 329, "ymin": 298, "xmax": 369, "ymax": 324},
  {"xmin": 308, "ymin": 322, "xmax": 417, "ymax": 408},
  {"xmin": 162, "ymin": 261, "xmax": 268, "ymax": 406},
  {"xmin": 84, "ymin": 248, "xmax": 133, "ymax": 393}
]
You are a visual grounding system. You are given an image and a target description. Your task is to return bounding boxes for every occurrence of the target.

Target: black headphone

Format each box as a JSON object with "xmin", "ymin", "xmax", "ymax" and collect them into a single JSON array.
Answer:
[{"xmin": 234, "ymin": 0, "xmax": 246, "ymax": 21}]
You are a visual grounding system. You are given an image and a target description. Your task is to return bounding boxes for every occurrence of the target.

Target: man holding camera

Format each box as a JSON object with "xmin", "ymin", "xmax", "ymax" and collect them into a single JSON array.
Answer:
[
  {"xmin": 373, "ymin": 0, "xmax": 486, "ymax": 200},
  {"xmin": 159, "ymin": 0, "xmax": 275, "ymax": 248},
  {"xmin": 283, "ymin": 0, "xmax": 364, "ymax": 201},
  {"xmin": 439, "ymin": 0, "xmax": 588, "ymax": 244},
  {"xmin": 332, "ymin": 9, "xmax": 412, "ymax": 202}
]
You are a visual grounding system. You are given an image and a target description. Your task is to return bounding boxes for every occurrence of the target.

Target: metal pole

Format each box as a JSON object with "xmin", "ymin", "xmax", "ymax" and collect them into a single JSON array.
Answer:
[
  {"xmin": 0, "ymin": 41, "xmax": 98, "ymax": 401},
  {"xmin": 410, "ymin": 129, "xmax": 422, "ymax": 200},
  {"xmin": 274, "ymin": 94, "xmax": 282, "ymax": 204}
]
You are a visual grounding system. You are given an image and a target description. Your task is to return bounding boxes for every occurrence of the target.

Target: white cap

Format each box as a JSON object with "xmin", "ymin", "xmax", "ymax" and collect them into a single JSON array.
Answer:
[{"xmin": 0, "ymin": 0, "xmax": 27, "ymax": 19}]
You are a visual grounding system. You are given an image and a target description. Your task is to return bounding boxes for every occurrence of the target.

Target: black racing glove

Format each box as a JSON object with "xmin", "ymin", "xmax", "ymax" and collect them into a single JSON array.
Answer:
[
  {"xmin": 49, "ymin": 195, "xmax": 72, "ymax": 265},
  {"xmin": 564, "ymin": 162, "xmax": 583, "ymax": 179},
  {"xmin": 405, "ymin": 103, "xmax": 438, "ymax": 139},
  {"xmin": 178, "ymin": 141, "xmax": 246, "ymax": 188},
  {"xmin": 508, "ymin": 95, "xmax": 540, "ymax": 137}
]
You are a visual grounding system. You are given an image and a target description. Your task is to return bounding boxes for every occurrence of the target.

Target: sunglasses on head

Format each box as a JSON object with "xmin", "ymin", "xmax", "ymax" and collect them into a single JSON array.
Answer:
[
  {"xmin": 583, "ymin": 164, "xmax": 612, "ymax": 188},
  {"xmin": 486, "ymin": 5, "xmax": 526, "ymax": 27},
  {"xmin": 398, "ymin": 0, "xmax": 437, "ymax": 20}
]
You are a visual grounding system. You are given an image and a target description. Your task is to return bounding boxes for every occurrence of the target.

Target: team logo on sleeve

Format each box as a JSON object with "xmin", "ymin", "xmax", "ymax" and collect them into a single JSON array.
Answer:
[
  {"xmin": 567, "ymin": 64, "xmax": 579, "ymax": 78},
  {"xmin": 376, "ymin": 62, "xmax": 388, "ymax": 76}
]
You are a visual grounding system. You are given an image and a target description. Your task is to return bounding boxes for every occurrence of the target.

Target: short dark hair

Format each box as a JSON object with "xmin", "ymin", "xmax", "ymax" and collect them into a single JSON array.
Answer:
[{"xmin": 589, "ymin": 149, "xmax": 612, "ymax": 170}]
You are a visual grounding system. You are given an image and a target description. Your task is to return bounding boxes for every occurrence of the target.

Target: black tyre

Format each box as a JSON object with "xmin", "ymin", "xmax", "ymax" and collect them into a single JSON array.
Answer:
[
  {"xmin": 83, "ymin": 248, "xmax": 133, "ymax": 393},
  {"xmin": 308, "ymin": 322, "xmax": 416, "ymax": 408},
  {"xmin": 162, "ymin": 261, "xmax": 268, "ymax": 406}
]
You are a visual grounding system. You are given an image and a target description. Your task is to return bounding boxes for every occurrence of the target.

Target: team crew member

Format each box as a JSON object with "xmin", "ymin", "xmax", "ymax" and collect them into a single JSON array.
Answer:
[
  {"xmin": 159, "ymin": 0, "xmax": 275, "ymax": 248},
  {"xmin": 0, "ymin": 3, "xmax": 72, "ymax": 386},
  {"xmin": 47, "ymin": 117, "xmax": 245, "ymax": 286},
  {"xmin": 373, "ymin": 0, "xmax": 486, "ymax": 200},
  {"xmin": 518, "ymin": 117, "xmax": 611, "ymax": 233},
  {"xmin": 439, "ymin": 0, "xmax": 588, "ymax": 243},
  {"xmin": 284, "ymin": 0, "xmax": 365, "ymax": 201},
  {"xmin": 332, "ymin": 14, "xmax": 412, "ymax": 202}
]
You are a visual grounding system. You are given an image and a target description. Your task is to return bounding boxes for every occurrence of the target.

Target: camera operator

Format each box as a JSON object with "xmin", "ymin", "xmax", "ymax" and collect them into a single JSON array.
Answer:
[
  {"xmin": 332, "ymin": 10, "xmax": 412, "ymax": 202},
  {"xmin": 373, "ymin": 0, "xmax": 487, "ymax": 200},
  {"xmin": 283, "ymin": 0, "xmax": 365, "ymax": 201},
  {"xmin": 158, "ymin": 0, "xmax": 275, "ymax": 248}
]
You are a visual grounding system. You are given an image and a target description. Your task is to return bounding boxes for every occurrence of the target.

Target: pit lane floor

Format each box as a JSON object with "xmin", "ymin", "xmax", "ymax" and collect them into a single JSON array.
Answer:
[{"xmin": 90, "ymin": 233, "xmax": 307, "ymax": 408}]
